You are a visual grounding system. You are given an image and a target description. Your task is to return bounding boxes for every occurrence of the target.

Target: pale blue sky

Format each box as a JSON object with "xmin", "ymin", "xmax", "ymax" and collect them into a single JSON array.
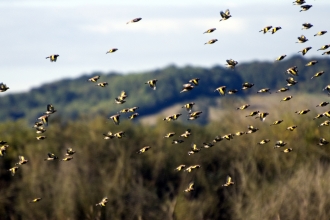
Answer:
[{"xmin": 1, "ymin": 0, "xmax": 329, "ymax": 93}]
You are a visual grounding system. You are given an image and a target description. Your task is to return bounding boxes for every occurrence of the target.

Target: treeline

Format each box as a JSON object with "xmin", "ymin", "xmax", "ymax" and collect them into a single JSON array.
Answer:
[{"xmin": 0, "ymin": 55, "xmax": 329, "ymax": 123}]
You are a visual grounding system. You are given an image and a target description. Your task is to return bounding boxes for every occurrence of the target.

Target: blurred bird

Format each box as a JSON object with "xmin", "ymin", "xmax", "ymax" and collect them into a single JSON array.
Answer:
[
  {"xmin": 16, "ymin": 156, "xmax": 28, "ymax": 165},
  {"xmin": 235, "ymin": 131, "xmax": 245, "ymax": 136},
  {"xmin": 282, "ymin": 148, "xmax": 293, "ymax": 153},
  {"xmin": 109, "ymin": 114, "xmax": 120, "ymax": 125},
  {"xmin": 88, "ymin": 75, "xmax": 100, "ymax": 82},
  {"xmin": 281, "ymin": 96, "xmax": 293, "ymax": 102},
  {"xmin": 106, "ymin": 48, "xmax": 118, "ymax": 54},
  {"xmin": 222, "ymin": 133, "xmax": 234, "ymax": 140},
  {"xmin": 246, "ymin": 125, "xmax": 259, "ymax": 133},
  {"xmin": 97, "ymin": 82, "xmax": 108, "ymax": 87},
  {"xmin": 204, "ymin": 39, "xmax": 218, "ymax": 45},
  {"xmin": 182, "ymin": 102, "xmax": 195, "ymax": 113},
  {"xmin": 136, "ymin": 146, "xmax": 151, "ymax": 154},
  {"xmin": 8, "ymin": 166, "xmax": 19, "ymax": 176},
  {"xmin": 164, "ymin": 113, "xmax": 182, "ymax": 121},
  {"xmin": 185, "ymin": 165, "xmax": 201, "ymax": 172},
  {"xmin": 62, "ymin": 156, "xmax": 73, "ymax": 161},
  {"xmin": 286, "ymin": 66, "xmax": 298, "ymax": 76},
  {"xmin": 189, "ymin": 111, "xmax": 202, "ymax": 118},
  {"xmin": 295, "ymin": 109, "xmax": 310, "ymax": 115},
  {"xmin": 259, "ymin": 26, "xmax": 272, "ymax": 34},
  {"xmin": 189, "ymin": 78, "xmax": 200, "ymax": 86},
  {"xmin": 246, "ymin": 111, "xmax": 259, "ymax": 117},
  {"xmin": 276, "ymin": 87, "xmax": 289, "ymax": 93},
  {"xmin": 316, "ymin": 102, "xmax": 329, "ymax": 107},
  {"xmin": 275, "ymin": 140, "xmax": 287, "ymax": 148},
  {"xmin": 298, "ymin": 47, "xmax": 312, "ymax": 56},
  {"xmin": 164, "ymin": 132, "xmax": 175, "ymax": 138},
  {"xmin": 296, "ymin": 35, "xmax": 308, "ymax": 43},
  {"xmin": 275, "ymin": 55, "xmax": 286, "ymax": 61},
  {"xmin": 118, "ymin": 90, "xmax": 128, "ymax": 100},
  {"xmin": 126, "ymin": 17, "xmax": 142, "ymax": 24},
  {"xmin": 317, "ymin": 45, "xmax": 330, "ymax": 51},
  {"xmin": 311, "ymin": 71, "xmax": 325, "ymax": 79},
  {"xmin": 300, "ymin": 5, "xmax": 312, "ymax": 12},
  {"xmin": 322, "ymin": 51, "xmax": 330, "ymax": 55},
  {"xmin": 33, "ymin": 121, "xmax": 43, "ymax": 128},
  {"xmin": 0, "ymin": 83, "xmax": 9, "ymax": 92},
  {"xmin": 237, "ymin": 104, "xmax": 250, "ymax": 110},
  {"xmin": 286, "ymin": 77, "xmax": 298, "ymax": 86},
  {"xmin": 0, "ymin": 140, "xmax": 7, "ymax": 145},
  {"xmin": 287, "ymin": 125, "xmax": 298, "ymax": 131},
  {"xmin": 293, "ymin": 0, "xmax": 305, "ymax": 5},
  {"xmin": 228, "ymin": 89, "xmax": 238, "ymax": 94},
  {"xmin": 114, "ymin": 131, "xmax": 125, "ymax": 139},
  {"xmin": 145, "ymin": 79, "xmax": 158, "ymax": 90},
  {"xmin": 313, "ymin": 114, "xmax": 324, "ymax": 120},
  {"xmin": 214, "ymin": 86, "xmax": 226, "ymax": 96},
  {"xmin": 314, "ymin": 31, "xmax": 327, "ymax": 36},
  {"xmin": 44, "ymin": 153, "xmax": 59, "ymax": 161},
  {"xmin": 35, "ymin": 126, "xmax": 46, "ymax": 134},
  {"xmin": 213, "ymin": 135, "xmax": 223, "ymax": 143},
  {"xmin": 36, "ymin": 136, "xmax": 46, "ymax": 140},
  {"xmin": 305, "ymin": 60, "xmax": 318, "ymax": 66},
  {"xmin": 271, "ymin": 120, "xmax": 283, "ymax": 126},
  {"xmin": 45, "ymin": 104, "xmax": 57, "ymax": 115},
  {"xmin": 46, "ymin": 54, "xmax": 59, "ymax": 62},
  {"xmin": 319, "ymin": 120, "xmax": 330, "ymax": 127},
  {"xmin": 256, "ymin": 112, "xmax": 269, "ymax": 121},
  {"xmin": 174, "ymin": 165, "xmax": 186, "ymax": 171},
  {"xmin": 128, "ymin": 113, "xmax": 139, "ymax": 120},
  {"xmin": 172, "ymin": 140, "xmax": 184, "ymax": 144},
  {"xmin": 184, "ymin": 182, "xmax": 194, "ymax": 192},
  {"xmin": 119, "ymin": 108, "xmax": 129, "ymax": 113},
  {"xmin": 128, "ymin": 107, "xmax": 139, "ymax": 112},
  {"xmin": 188, "ymin": 143, "xmax": 200, "ymax": 155},
  {"xmin": 270, "ymin": 26, "xmax": 282, "ymax": 34},
  {"xmin": 38, "ymin": 114, "xmax": 49, "ymax": 126},
  {"xmin": 180, "ymin": 129, "xmax": 191, "ymax": 138},
  {"xmin": 29, "ymin": 198, "xmax": 42, "ymax": 203},
  {"xmin": 222, "ymin": 175, "xmax": 234, "ymax": 187},
  {"xmin": 202, "ymin": 142, "xmax": 214, "ymax": 148},
  {"xmin": 257, "ymin": 88, "xmax": 271, "ymax": 94},
  {"xmin": 323, "ymin": 111, "xmax": 330, "ymax": 118},
  {"xmin": 258, "ymin": 139, "xmax": 270, "ymax": 145},
  {"xmin": 225, "ymin": 59, "xmax": 238, "ymax": 69},
  {"xmin": 0, "ymin": 145, "xmax": 9, "ymax": 157},
  {"xmin": 180, "ymin": 83, "xmax": 194, "ymax": 93},
  {"xmin": 318, "ymin": 138, "xmax": 329, "ymax": 146},
  {"xmin": 66, "ymin": 148, "xmax": 76, "ymax": 156},
  {"xmin": 242, "ymin": 82, "xmax": 254, "ymax": 90},
  {"xmin": 302, "ymin": 23, "xmax": 313, "ymax": 30},
  {"xmin": 96, "ymin": 197, "xmax": 108, "ymax": 207},
  {"xmin": 219, "ymin": 9, "xmax": 231, "ymax": 21},
  {"xmin": 203, "ymin": 28, "xmax": 216, "ymax": 34},
  {"xmin": 103, "ymin": 131, "xmax": 114, "ymax": 139}
]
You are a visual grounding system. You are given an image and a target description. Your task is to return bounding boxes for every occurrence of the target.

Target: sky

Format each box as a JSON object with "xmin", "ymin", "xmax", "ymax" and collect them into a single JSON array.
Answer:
[{"xmin": 1, "ymin": 0, "xmax": 329, "ymax": 93}]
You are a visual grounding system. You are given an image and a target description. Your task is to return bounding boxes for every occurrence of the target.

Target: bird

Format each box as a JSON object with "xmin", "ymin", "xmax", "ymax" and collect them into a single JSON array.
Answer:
[
  {"xmin": 317, "ymin": 45, "xmax": 330, "ymax": 51},
  {"xmin": 257, "ymin": 88, "xmax": 271, "ymax": 94},
  {"xmin": 103, "ymin": 131, "xmax": 114, "ymax": 139},
  {"xmin": 128, "ymin": 107, "xmax": 139, "ymax": 112},
  {"xmin": 36, "ymin": 136, "xmax": 46, "ymax": 140},
  {"xmin": 318, "ymin": 138, "xmax": 329, "ymax": 146},
  {"xmin": 88, "ymin": 75, "xmax": 100, "ymax": 82},
  {"xmin": 280, "ymin": 96, "xmax": 293, "ymax": 102},
  {"xmin": 246, "ymin": 125, "xmax": 259, "ymax": 134},
  {"xmin": 45, "ymin": 54, "xmax": 59, "ymax": 62},
  {"xmin": 126, "ymin": 17, "xmax": 142, "ymax": 24},
  {"xmin": 44, "ymin": 153, "xmax": 59, "ymax": 161},
  {"xmin": 316, "ymin": 102, "xmax": 329, "ymax": 107},
  {"xmin": 296, "ymin": 35, "xmax": 308, "ymax": 43},
  {"xmin": 270, "ymin": 120, "xmax": 283, "ymax": 126},
  {"xmin": 0, "ymin": 141, "xmax": 7, "ymax": 145},
  {"xmin": 180, "ymin": 83, "xmax": 194, "ymax": 93},
  {"xmin": 258, "ymin": 139, "xmax": 270, "ymax": 145},
  {"xmin": 313, "ymin": 114, "xmax": 324, "ymax": 120},
  {"xmin": 204, "ymin": 39, "xmax": 218, "ymax": 45},
  {"xmin": 189, "ymin": 111, "xmax": 202, "ymax": 118},
  {"xmin": 293, "ymin": 0, "xmax": 306, "ymax": 5},
  {"xmin": 323, "ymin": 111, "xmax": 330, "ymax": 118},
  {"xmin": 106, "ymin": 48, "xmax": 118, "ymax": 54},
  {"xmin": 276, "ymin": 87, "xmax": 289, "ymax": 93},
  {"xmin": 237, "ymin": 104, "xmax": 250, "ymax": 110},
  {"xmin": 97, "ymin": 82, "xmax": 108, "ymax": 87},
  {"xmin": 219, "ymin": 9, "xmax": 231, "ymax": 21},
  {"xmin": 282, "ymin": 148, "xmax": 293, "ymax": 153},
  {"xmin": 182, "ymin": 102, "xmax": 195, "ymax": 113},
  {"xmin": 38, "ymin": 114, "xmax": 49, "ymax": 125},
  {"xmin": 275, "ymin": 55, "xmax": 286, "ymax": 61},
  {"xmin": 270, "ymin": 26, "xmax": 282, "ymax": 34},
  {"xmin": 172, "ymin": 140, "xmax": 184, "ymax": 144},
  {"xmin": 188, "ymin": 143, "xmax": 200, "ymax": 155},
  {"xmin": 298, "ymin": 47, "xmax": 312, "ymax": 56},
  {"xmin": 305, "ymin": 60, "xmax": 318, "ymax": 66},
  {"xmin": 228, "ymin": 89, "xmax": 238, "ymax": 95},
  {"xmin": 259, "ymin": 26, "xmax": 272, "ymax": 34},
  {"xmin": 274, "ymin": 140, "xmax": 287, "ymax": 148},
  {"xmin": 286, "ymin": 77, "xmax": 298, "ymax": 86},
  {"xmin": 62, "ymin": 156, "xmax": 73, "ymax": 161},
  {"xmin": 164, "ymin": 132, "xmax": 175, "ymax": 138},
  {"xmin": 314, "ymin": 31, "xmax": 327, "ymax": 37},
  {"xmin": 109, "ymin": 114, "xmax": 120, "ymax": 125},
  {"xmin": 119, "ymin": 108, "xmax": 129, "ymax": 113},
  {"xmin": 311, "ymin": 71, "xmax": 325, "ymax": 79},
  {"xmin": 256, "ymin": 112, "xmax": 269, "ymax": 121},
  {"xmin": 319, "ymin": 120, "xmax": 330, "ymax": 127},
  {"xmin": 65, "ymin": 148, "xmax": 76, "ymax": 156},
  {"xmin": 222, "ymin": 133, "xmax": 234, "ymax": 140},
  {"xmin": 202, "ymin": 142, "xmax": 214, "ymax": 148},
  {"xmin": 287, "ymin": 125, "xmax": 298, "ymax": 131},
  {"xmin": 286, "ymin": 66, "xmax": 298, "ymax": 76},
  {"xmin": 242, "ymin": 82, "xmax": 254, "ymax": 90},
  {"xmin": 128, "ymin": 113, "xmax": 139, "ymax": 120},
  {"xmin": 29, "ymin": 198, "xmax": 42, "ymax": 203},
  {"xmin": 45, "ymin": 104, "xmax": 57, "ymax": 115},
  {"xmin": 302, "ymin": 23, "xmax": 313, "ymax": 30},
  {"xmin": 35, "ymin": 126, "xmax": 46, "ymax": 134},
  {"xmin": 222, "ymin": 175, "xmax": 234, "ymax": 187},
  {"xmin": 0, "ymin": 83, "xmax": 9, "ymax": 92},
  {"xmin": 8, "ymin": 166, "xmax": 19, "ymax": 176},
  {"xmin": 136, "ymin": 146, "xmax": 151, "ymax": 154},
  {"xmin": 184, "ymin": 165, "xmax": 201, "ymax": 172},
  {"xmin": 0, "ymin": 145, "xmax": 9, "ymax": 157},
  {"xmin": 300, "ymin": 5, "xmax": 312, "ymax": 12},
  {"xmin": 184, "ymin": 182, "xmax": 194, "ymax": 192},
  {"xmin": 145, "ymin": 79, "xmax": 158, "ymax": 90},
  {"xmin": 214, "ymin": 86, "xmax": 226, "ymax": 96},
  {"xmin": 213, "ymin": 135, "xmax": 223, "ymax": 143},
  {"xmin": 16, "ymin": 156, "xmax": 28, "ymax": 165},
  {"xmin": 235, "ymin": 131, "xmax": 245, "ymax": 136},
  {"xmin": 114, "ymin": 131, "xmax": 126, "ymax": 139},
  {"xmin": 246, "ymin": 111, "xmax": 259, "ymax": 117},
  {"xmin": 180, "ymin": 129, "xmax": 191, "ymax": 138},
  {"xmin": 203, "ymin": 28, "xmax": 216, "ymax": 34},
  {"xmin": 189, "ymin": 78, "xmax": 200, "ymax": 86},
  {"xmin": 96, "ymin": 197, "xmax": 108, "ymax": 207},
  {"xmin": 295, "ymin": 109, "xmax": 310, "ymax": 115},
  {"xmin": 322, "ymin": 51, "xmax": 330, "ymax": 55},
  {"xmin": 225, "ymin": 59, "xmax": 238, "ymax": 69},
  {"xmin": 163, "ymin": 113, "xmax": 182, "ymax": 121},
  {"xmin": 174, "ymin": 165, "xmax": 186, "ymax": 171}
]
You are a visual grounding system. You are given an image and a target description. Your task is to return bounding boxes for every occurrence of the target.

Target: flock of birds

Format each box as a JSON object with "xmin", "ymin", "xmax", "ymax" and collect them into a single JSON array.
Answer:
[{"xmin": 1, "ymin": 0, "xmax": 330, "ymax": 208}]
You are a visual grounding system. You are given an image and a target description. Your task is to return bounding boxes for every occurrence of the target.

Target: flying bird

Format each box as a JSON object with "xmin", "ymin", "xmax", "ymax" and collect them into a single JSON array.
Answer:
[
  {"xmin": 16, "ymin": 156, "xmax": 28, "ymax": 165},
  {"xmin": 62, "ymin": 156, "xmax": 73, "ymax": 161},
  {"xmin": 189, "ymin": 78, "xmax": 200, "ymax": 86},
  {"xmin": 214, "ymin": 86, "xmax": 226, "ymax": 96},
  {"xmin": 44, "ymin": 153, "xmax": 59, "ymax": 161},
  {"xmin": 174, "ymin": 165, "xmax": 186, "ymax": 171},
  {"xmin": 276, "ymin": 87, "xmax": 289, "ymax": 93},
  {"xmin": 282, "ymin": 148, "xmax": 293, "ymax": 153},
  {"xmin": 317, "ymin": 45, "xmax": 330, "ymax": 51},
  {"xmin": 106, "ymin": 48, "xmax": 118, "ymax": 54},
  {"xmin": 318, "ymin": 138, "xmax": 329, "ymax": 146},
  {"xmin": 136, "ymin": 146, "xmax": 151, "ymax": 154},
  {"xmin": 258, "ymin": 139, "xmax": 270, "ymax": 145},
  {"xmin": 97, "ymin": 82, "xmax": 108, "ymax": 87},
  {"xmin": 242, "ymin": 82, "xmax": 254, "ymax": 90},
  {"xmin": 322, "ymin": 51, "xmax": 330, "ymax": 55},
  {"xmin": 203, "ymin": 28, "xmax": 216, "ymax": 34},
  {"xmin": 314, "ymin": 31, "xmax": 327, "ymax": 37},
  {"xmin": 109, "ymin": 114, "xmax": 120, "ymax": 125},
  {"xmin": 295, "ymin": 109, "xmax": 310, "ymax": 115},
  {"xmin": 180, "ymin": 129, "xmax": 191, "ymax": 138},
  {"xmin": 182, "ymin": 102, "xmax": 195, "ymax": 113},
  {"xmin": 222, "ymin": 175, "xmax": 234, "ymax": 187},
  {"xmin": 46, "ymin": 54, "xmax": 59, "ymax": 62},
  {"xmin": 302, "ymin": 23, "xmax": 313, "ymax": 30},
  {"xmin": 305, "ymin": 60, "xmax": 318, "ymax": 66},
  {"xmin": 270, "ymin": 27, "xmax": 282, "ymax": 34},
  {"xmin": 204, "ymin": 39, "xmax": 218, "ymax": 45},
  {"xmin": 311, "ymin": 71, "xmax": 324, "ymax": 79},
  {"xmin": 145, "ymin": 79, "xmax": 158, "ymax": 90},
  {"xmin": 180, "ymin": 83, "xmax": 194, "ymax": 93},
  {"xmin": 298, "ymin": 47, "xmax": 312, "ymax": 56},
  {"xmin": 271, "ymin": 120, "xmax": 283, "ymax": 126},
  {"xmin": 257, "ymin": 88, "xmax": 271, "ymax": 94},
  {"xmin": 296, "ymin": 35, "xmax": 308, "ymax": 43},
  {"xmin": 164, "ymin": 132, "xmax": 175, "ymax": 138},
  {"xmin": 237, "ymin": 104, "xmax": 250, "ymax": 110},
  {"xmin": 275, "ymin": 55, "xmax": 286, "ymax": 61},
  {"xmin": 126, "ymin": 18, "xmax": 142, "ymax": 24},
  {"xmin": 8, "ymin": 166, "xmax": 19, "ymax": 176},
  {"xmin": 0, "ymin": 83, "xmax": 9, "ymax": 92},
  {"xmin": 287, "ymin": 125, "xmax": 298, "ymax": 131},
  {"xmin": 225, "ymin": 59, "xmax": 238, "ymax": 69},
  {"xmin": 259, "ymin": 26, "xmax": 272, "ymax": 34},
  {"xmin": 300, "ymin": 5, "xmax": 312, "ymax": 12},
  {"xmin": 219, "ymin": 9, "xmax": 231, "ymax": 21},
  {"xmin": 280, "ymin": 96, "xmax": 293, "ymax": 102},
  {"xmin": 88, "ymin": 75, "xmax": 100, "ymax": 82},
  {"xmin": 66, "ymin": 148, "xmax": 76, "ymax": 156},
  {"xmin": 316, "ymin": 102, "xmax": 329, "ymax": 107},
  {"xmin": 184, "ymin": 182, "xmax": 194, "ymax": 192},
  {"xmin": 286, "ymin": 66, "xmax": 298, "ymax": 76},
  {"xmin": 29, "ymin": 198, "xmax": 42, "ymax": 203},
  {"xmin": 96, "ymin": 197, "xmax": 108, "ymax": 207},
  {"xmin": 293, "ymin": 0, "xmax": 306, "ymax": 5}
]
